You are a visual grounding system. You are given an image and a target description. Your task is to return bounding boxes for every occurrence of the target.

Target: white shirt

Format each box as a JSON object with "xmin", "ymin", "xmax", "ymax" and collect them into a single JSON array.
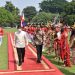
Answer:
[
  {"xmin": 14, "ymin": 30, "xmax": 28, "ymax": 48},
  {"xmin": 57, "ymin": 31, "xmax": 61, "ymax": 40}
]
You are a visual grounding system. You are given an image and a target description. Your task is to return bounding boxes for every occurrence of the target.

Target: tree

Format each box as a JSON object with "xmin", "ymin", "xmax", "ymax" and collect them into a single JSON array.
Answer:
[
  {"xmin": 4, "ymin": 1, "xmax": 20, "ymax": 27},
  {"xmin": 0, "ymin": 7, "xmax": 14, "ymax": 27},
  {"xmin": 63, "ymin": 15, "xmax": 75, "ymax": 25},
  {"xmin": 32, "ymin": 12, "xmax": 58, "ymax": 24},
  {"xmin": 5, "ymin": 1, "xmax": 20, "ymax": 15},
  {"xmin": 39, "ymin": 0, "xmax": 67, "ymax": 13},
  {"xmin": 72, "ymin": 0, "xmax": 75, "ymax": 2},
  {"xmin": 64, "ymin": 2, "xmax": 75, "ymax": 15},
  {"xmin": 23, "ymin": 6, "xmax": 37, "ymax": 21},
  {"xmin": 61, "ymin": 1, "xmax": 75, "ymax": 25},
  {"xmin": 39, "ymin": 0, "xmax": 75, "ymax": 25}
]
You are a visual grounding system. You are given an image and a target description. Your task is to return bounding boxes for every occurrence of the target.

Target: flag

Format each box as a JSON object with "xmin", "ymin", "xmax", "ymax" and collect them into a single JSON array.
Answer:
[{"xmin": 20, "ymin": 13, "xmax": 26, "ymax": 27}]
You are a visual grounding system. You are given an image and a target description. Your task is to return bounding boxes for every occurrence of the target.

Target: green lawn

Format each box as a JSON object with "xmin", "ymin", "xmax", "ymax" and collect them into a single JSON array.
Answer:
[
  {"xmin": 43, "ymin": 52, "xmax": 75, "ymax": 75},
  {"xmin": 0, "ymin": 35, "xmax": 8, "ymax": 70},
  {"xmin": 0, "ymin": 28, "xmax": 17, "ymax": 70},
  {"xmin": 4, "ymin": 27, "xmax": 17, "ymax": 33}
]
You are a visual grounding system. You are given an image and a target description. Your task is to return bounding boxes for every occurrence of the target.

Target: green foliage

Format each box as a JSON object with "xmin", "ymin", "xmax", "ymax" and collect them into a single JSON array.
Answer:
[
  {"xmin": 60, "ymin": 1, "xmax": 75, "ymax": 25},
  {"xmin": 5, "ymin": 1, "xmax": 20, "ymax": 15},
  {"xmin": 64, "ymin": 2, "xmax": 75, "ymax": 15},
  {"xmin": 0, "ymin": 0, "xmax": 74, "ymax": 27},
  {"xmin": 0, "ymin": 7, "xmax": 14, "ymax": 27},
  {"xmin": 32, "ymin": 12, "xmax": 57, "ymax": 24},
  {"xmin": 39, "ymin": 0, "xmax": 75, "ymax": 25},
  {"xmin": 72, "ymin": 0, "xmax": 75, "ymax": 2},
  {"xmin": 39, "ymin": 0, "xmax": 67, "ymax": 13},
  {"xmin": 4, "ymin": 1, "xmax": 20, "ymax": 27},
  {"xmin": 63, "ymin": 15, "xmax": 75, "ymax": 25},
  {"xmin": 23, "ymin": 6, "xmax": 37, "ymax": 21}
]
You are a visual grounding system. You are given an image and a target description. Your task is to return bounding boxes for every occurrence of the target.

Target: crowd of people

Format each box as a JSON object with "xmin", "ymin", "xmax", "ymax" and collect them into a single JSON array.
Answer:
[{"xmin": 20, "ymin": 22, "xmax": 75, "ymax": 67}]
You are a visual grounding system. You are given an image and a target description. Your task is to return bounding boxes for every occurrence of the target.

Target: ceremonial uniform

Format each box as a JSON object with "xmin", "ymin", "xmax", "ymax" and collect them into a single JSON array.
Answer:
[
  {"xmin": 54, "ymin": 25, "xmax": 61, "ymax": 59},
  {"xmin": 61, "ymin": 27, "xmax": 71, "ymax": 67},
  {"xmin": 45, "ymin": 28, "xmax": 54, "ymax": 54}
]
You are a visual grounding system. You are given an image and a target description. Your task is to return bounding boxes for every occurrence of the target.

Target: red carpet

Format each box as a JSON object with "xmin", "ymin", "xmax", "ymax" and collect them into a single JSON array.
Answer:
[
  {"xmin": 0, "ymin": 33, "xmax": 63, "ymax": 75},
  {"xmin": 7, "ymin": 33, "xmax": 16, "ymax": 71},
  {"xmin": 22, "ymin": 46, "xmax": 46, "ymax": 70}
]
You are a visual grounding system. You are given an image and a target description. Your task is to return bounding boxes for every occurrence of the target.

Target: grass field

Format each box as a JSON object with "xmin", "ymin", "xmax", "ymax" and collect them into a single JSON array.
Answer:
[
  {"xmin": 0, "ymin": 28, "xmax": 17, "ymax": 70},
  {"xmin": 0, "ymin": 34, "xmax": 8, "ymax": 70},
  {"xmin": 43, "ymin": 52, "xmax": 75, "ymax": 75},
  {"xmin": 4, "ymin": 27, "xmax": 17, "ymax": 33}
]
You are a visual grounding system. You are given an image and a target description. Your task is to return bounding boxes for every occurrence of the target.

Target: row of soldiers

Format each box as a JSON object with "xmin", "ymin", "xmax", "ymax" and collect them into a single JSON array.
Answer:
[{"xmin": 22, "ymin": 23, "xmax": 75, "ymax": 67}]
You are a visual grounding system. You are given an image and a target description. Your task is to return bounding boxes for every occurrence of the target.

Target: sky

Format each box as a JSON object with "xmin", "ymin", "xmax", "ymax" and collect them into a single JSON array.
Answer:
[{"xmin": 0, "ymin": 0, "xmax": 72, "ymax": 14}]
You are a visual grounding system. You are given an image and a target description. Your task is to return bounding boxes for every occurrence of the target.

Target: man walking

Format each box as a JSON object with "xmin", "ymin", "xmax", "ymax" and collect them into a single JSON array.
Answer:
[
  {"xmin": 33, "ymin": 27, "xmax": 44, "ymax": 63},
  {"xmin": 14, "ymin": 25, "xmax": 28, "ymax": 66}
]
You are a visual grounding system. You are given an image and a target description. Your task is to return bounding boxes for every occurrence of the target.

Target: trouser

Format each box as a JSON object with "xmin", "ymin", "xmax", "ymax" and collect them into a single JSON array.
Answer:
[
  {"xmin": 0, "ymin": 36, "xmax": 3, "ymax": 46},
  {"xmin": 16, "ymin": 48, "xmax": 25, "ymax": 63},
  {"xmin": 36, "ymin": 45, "xmax": 43, "ymax": 61}
]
